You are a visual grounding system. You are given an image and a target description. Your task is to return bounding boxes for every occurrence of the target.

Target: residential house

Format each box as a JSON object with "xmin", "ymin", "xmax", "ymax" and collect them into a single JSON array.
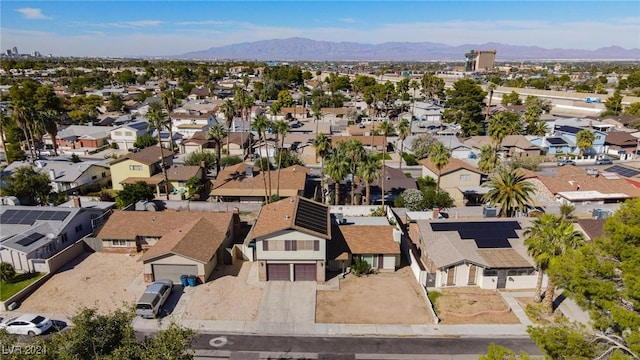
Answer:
[
  {"xmin": 210, "ymin": 163, "xmax": 308, "ymax": 203},
  {"xmin": 187, "ymin": 87, "xmax": 211, "ymax": 100},
  {"xmin": 554, "ymin": 125, "xmax": 606, "ymax": 155},
  {"xmin": 420, "ymin": 158, "xmax": 485, "ymax": 205},
  {"xmin": 574, "ymin": 218, "xmax": 606, "ymax": 241},
  {"xmin": 44, "ymin": 125, "xmax": 111, "ymax": 150},
  {"xmin": 0, "ymin": 199, "xmax": 113, "ymax": 272},
  {"xmin": 170, "ymin": 110, "xmax": 219, "ymax": 139},
  {"xmin": 413, "ymin": 218, "xmax": 537, "ymax": 289},
  {"xmin": 109, "ymin": 120, "xmax": 150, "ymax": 150},
  {"xmin": 109, "ymin": 146, "xmax": 173, "ymax": 193},
  {"xmin": 332, "ymin": 135, "xmax": 386, "ymax": 152},
  {"xmin": 355, "ymin": 165, "xmax": 418, "ymax": 204},
  {"xmin": 96, "ymin": 210, "xmax": 237, "ymax": 283},
  {"xmin": 336, "ymin": 224, "xmax": 401, "ymax": 271},
  {"xmin": 165, "ymin": 165, "xmax": 203, "ymax": 199},
  {"xmin": 2, "ymin": 158, "xmax": 111, "ymax": 195},
  {"xmin": 435, "ymin": 135, "xmax": 473, "ymax": 159},
  {"xmin": 528, "ymin": 135, "xmax": 574, "ymax": 156},
  {"xmin": 500, "ymin": 135, "xmax": 542, "ymax": 157},
  {"xmin": 603, "ymin": 131, "xmax": 639, "ymax": 156},
  {"xmin": 279, "ymin": 107, "xmax": 309, "ymax": 121},
  {"xmin": 246, "ymin": 196, "xmax": 330, "ymax": 282}
]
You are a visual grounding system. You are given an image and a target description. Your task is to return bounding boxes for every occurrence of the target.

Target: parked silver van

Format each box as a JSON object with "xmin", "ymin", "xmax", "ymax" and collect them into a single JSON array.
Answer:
[{"xmin": 135, "ymin": 279, "xmax": 173, "ymax": 319}]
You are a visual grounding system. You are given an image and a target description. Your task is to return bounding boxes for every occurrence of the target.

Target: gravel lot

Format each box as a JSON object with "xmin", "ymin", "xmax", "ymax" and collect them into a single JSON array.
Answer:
[
  {"xmin": 316, "ymin": 266, "xmax": 434, "ymax": 324},
  {"xmin": 17, "ymin": 252, "xmax": 145, "ymax": 316},
  {"xmin": 183, "ymin": 261, "xmax": 263, "ymax": 321}
]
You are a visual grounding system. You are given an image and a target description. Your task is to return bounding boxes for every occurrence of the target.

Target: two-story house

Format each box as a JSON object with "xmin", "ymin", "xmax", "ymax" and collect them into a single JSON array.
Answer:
[
  {"xmin": 420, "ymin": 158, "xmax": 485, "ymax": 206},
  {"xmin": 109, "ymin": 120, "xmax": 151, "ymax": 150},
  {"xmin": 44, "ymin": 125, "xmax": 111, "ymax": 150},
  {"xmin": 246, "ymin": 196, "xmax": 331, "ymax": 282},
  {"xmin": 554, "ymin": 125, "xmax": 606, "ymax": 155},
  {"xmin": 109, "ymin": 146, "xmax": 173, "ymax": 195},
  {"xmin": 170, "ymin": 110, "xmax": 219, "ymax": 139}
]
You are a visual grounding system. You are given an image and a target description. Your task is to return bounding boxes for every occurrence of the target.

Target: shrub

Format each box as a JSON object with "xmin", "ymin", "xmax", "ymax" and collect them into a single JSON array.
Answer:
[
  {"xmin": 350, "ymin": 257, "xmax": 371, "ymax": 277},
  {"xmin": 0, "ymin": 262, "xmax": 16, "ymax": 282},
  {"xmin": 427, "ymin": 290, "xmax": 442, "ymax": 312},
  {"xmin": 369, "ymin": 206, "xmax": 386, "ymax": 216},
  {"xmin": 219, "ymin": 155, "xmax": 243, "ymax": 168},
  {"xmin": 402, "ymin": 152, "xmax": 418, "ymax": 166}
]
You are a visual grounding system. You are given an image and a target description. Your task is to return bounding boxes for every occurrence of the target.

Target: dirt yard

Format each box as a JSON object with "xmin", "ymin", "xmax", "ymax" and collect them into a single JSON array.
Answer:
[
  {"xmin": 316, "ymin": 267, "xmax": 434, "ymax": 324},
  {"xmin": 183, "ymin": 261, "xmax": 263, "ymax": 321},
  {"xmin": 17, "ymin": 252, "xmax": 144, "ymax": 315},
  {"xmin": 434, "ymin": 287, "xmax": 520, "ymax": 324}
]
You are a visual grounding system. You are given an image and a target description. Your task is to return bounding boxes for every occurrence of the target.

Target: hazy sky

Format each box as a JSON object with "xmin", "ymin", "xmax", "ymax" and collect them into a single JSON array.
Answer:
[{"xmin": 2, "ymin": 1, "xmax": 639, "ymax": 58}]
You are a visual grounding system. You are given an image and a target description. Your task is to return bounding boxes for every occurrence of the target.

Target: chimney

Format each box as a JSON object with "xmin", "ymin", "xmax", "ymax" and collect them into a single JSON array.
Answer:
[
  {"xmin": 73, "ymin": 195, "xmax": 82, "ymax": 208},
  {"xmin": 246, "ymin": 165, "xmax": 254, "ymax": 177}
]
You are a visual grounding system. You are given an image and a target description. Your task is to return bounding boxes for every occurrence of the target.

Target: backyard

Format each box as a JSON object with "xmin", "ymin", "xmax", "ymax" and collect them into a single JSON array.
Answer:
[{"xmin": 316, "ymin": 267, "xmax": 435, "ymax": 324}]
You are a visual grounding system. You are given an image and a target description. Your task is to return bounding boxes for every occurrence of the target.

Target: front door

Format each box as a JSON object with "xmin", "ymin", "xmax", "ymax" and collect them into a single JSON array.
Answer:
[{"xmin": 497, "ymin": 270, "xmax": 507, "ymax": 289}]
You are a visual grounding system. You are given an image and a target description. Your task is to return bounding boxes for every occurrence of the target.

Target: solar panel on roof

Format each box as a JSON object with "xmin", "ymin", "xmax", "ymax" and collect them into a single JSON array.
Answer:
[
  {"xmin": 0, "ymin": 209, "xmax": 20, "ymax": 224},
  {"xmin": 49, "ymin": 212, "xmax": 70, "ymax": 221},
  {"xmin": 430, "ymin": 221, "xmax": 522, "ymax": 249},
  {"xmin": 547, "ymin": 138, "xmax": 567, "ymax": 145},
  {"xmin": 294, "ymin": 199, "xmax": 328, "ymax": 235},
  {"xmin": 604, "ymin": 165, "xmax": 640, "ymax": 178},
  {"xmin": 16, "ymin": 232, "xmax": 45, "ymax": 247}
]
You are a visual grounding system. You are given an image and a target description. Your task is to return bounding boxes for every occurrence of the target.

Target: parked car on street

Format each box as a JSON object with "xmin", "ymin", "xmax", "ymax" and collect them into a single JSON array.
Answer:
[
  {"xmin": 595, "ymin": 158, "xmax": 613, "ymax": 165},
  {"xmin": 0, "ymin": 314, "xmax": 53, "ymax": 336},
  {"xmin": 557, "ymin": 159, "xmax": 576, "ymax": 166}
]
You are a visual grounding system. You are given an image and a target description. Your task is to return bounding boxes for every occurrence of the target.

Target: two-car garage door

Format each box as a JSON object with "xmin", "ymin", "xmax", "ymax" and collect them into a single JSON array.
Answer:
[
  {"xmin": 266, "ymin": 263, "xmax": 316, "ymax": 281},
  {"xmin": 152, "ymin": 264, "xmax": 198, "ymax": 283}
]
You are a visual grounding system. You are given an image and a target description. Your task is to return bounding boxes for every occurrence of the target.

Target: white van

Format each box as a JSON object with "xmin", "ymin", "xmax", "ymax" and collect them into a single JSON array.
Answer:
[{"xmin": 135, "ymin": 279, "xmax": 173, "ymax": 319}]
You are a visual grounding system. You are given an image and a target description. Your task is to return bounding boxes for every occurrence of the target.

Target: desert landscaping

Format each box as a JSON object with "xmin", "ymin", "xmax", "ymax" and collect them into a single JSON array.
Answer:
[{"xmin": 433, "ymin": 287, "xmax": 520, "ymax": 325}]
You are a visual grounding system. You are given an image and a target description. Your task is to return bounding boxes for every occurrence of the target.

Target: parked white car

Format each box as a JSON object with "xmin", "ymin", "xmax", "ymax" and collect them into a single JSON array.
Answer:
[{"xmin": 0, "ymin": 314, "xmax": 53, "ymax": 336}]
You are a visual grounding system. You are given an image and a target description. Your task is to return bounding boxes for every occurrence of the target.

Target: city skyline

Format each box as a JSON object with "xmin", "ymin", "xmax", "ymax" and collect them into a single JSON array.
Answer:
[{"xmin": 1, "ymin": 1, "xmax": 639, "ymax": 58}]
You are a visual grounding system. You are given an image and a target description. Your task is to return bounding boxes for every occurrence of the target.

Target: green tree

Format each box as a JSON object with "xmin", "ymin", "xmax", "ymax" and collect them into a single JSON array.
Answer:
[
  {"xmin": 421, "ymin": 73, "xmax": 445, "ymax": 101},
  {"xmin": 313, "ymin": 133, "xmax": 331, "ymax": 203},
  {"xmin": 221, "ymin": 99, "xmax": 236, "ymax": 155},
  {"xmin": 482, "ymin": 169, "xmax": 534, "ymax": 217},
  {"xmin": 480, "ymin": 343, "xmax": 531, "ymax": 360},
  {"xmin": 527, "ymin": 322, "xmax": 597, "ymax": 360},
  {"xmin": 399, "ymin": 189, "xmax": 424, "ymax": 211},
  {"xmin": 443, "ymin": 78, "xmax": 487, "ymax": 136},
  {"xmin": 38, "ymin": 109, "xmax": 61, "ymax": 156},
  {"xmin": 133, "ymin": 133, "xmax": 158, "ymax": 149},
  {"xmin": 429, "ymin": 142, "xmax": 450, "ymax": 192},
  {"xmin": 186, "ymin": 175, "xmax": 203, "ymax": 200},
  {"xmin": 378, "ymin": 120, "xmax": 393, "ymax": 204},
  {"xmin": 0, "ymin": 166, "xmax": 52, "ymax": 205},
  {"xmin": 116, "ymin": 181, "xmax": 154, "ymax": 208},
  {"xmin": 161, "ymin": 90, "xmax": 177, "ymax": 154},
  {"xmin": 0, "ymin": 262, "xmax": 16, "ymax": 282},
  {"xmin": 357, "ymin": 154, "xmax": 382, "ymax": 205},
  {"xmin": 207, "ymin": 124, "xmax": 227, "ymax": 176},
  {"xmin": 146, "ymin": 102, "xmax": 170, "ymax": 200},
  {"xmin": 576, "ymin": 129, "xmax": 595, "ymax": 156},
  {"xmin": 602, "ymin": 90, "xmax": 624, "ymax": 116},
  {"xmin": 623, "ymin": 102, "xmax": 640, "ymax": 116},
  {"xmin": 184, "ymin": 150, "xmax": 217, "ymax": 171},
  {"xmin": 478, "ymin": 143, "xmax": 498, "ymax": 173},
  {"xmin": 396, "ymin": 119, "xmax": 410, "ymax": 170},
  {"xmin": 501, "ymin": 91, "xmax": 523, "ymax": 106},
  {"xmin": 252, "ymin": 114, "xmax": 271, "ymax": 203},
  {"xmin": 273, "ymin": 120, "xmax": 290, "ymax": 196},
  {"xmin": 275, "ymin": 149, "xmax": 304, "ymax": 168},
  {"xmin": 107, "ymin": 93, "xmax": 124, "ymax": 112},
  {"xmin": 410, "ymin": 132, "xmax": 438, "ymax": 159},
  {"xmin": 325, "ymin": 151, "xmax": 349, "ymax": 205},
  {"xmin": 338, "ymin": 139, "xmax": 366, "ymax": 204}
]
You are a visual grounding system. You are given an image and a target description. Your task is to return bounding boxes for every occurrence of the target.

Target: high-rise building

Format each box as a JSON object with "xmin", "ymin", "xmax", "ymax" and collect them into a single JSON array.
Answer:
[
  {"xmin": 11, "ymin": 47, "xmax": 18, "ymax": 56},
  {"xmin": 464, "ymin": 49, "xmax": 497, "ymax": 72}
]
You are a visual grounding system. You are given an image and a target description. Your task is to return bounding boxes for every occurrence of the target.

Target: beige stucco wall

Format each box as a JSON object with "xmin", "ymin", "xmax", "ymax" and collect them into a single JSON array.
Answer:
[
  {"xmin": 142, "ymin": 254, "xmax": 206, "ymax": 276},
  {"xmin": 256, "ymin": 230, "xmax": 325, "ymax": 261},
  {"xmin": 110, "ymin": 160, "xmax": 152, "ymax": 191},
  {"xmin": 422, "ymin": 167, "xmax": 481, "ymax": 204}
]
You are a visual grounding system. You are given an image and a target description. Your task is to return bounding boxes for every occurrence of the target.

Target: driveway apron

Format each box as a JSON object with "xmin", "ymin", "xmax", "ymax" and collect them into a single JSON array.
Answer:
[{"xmin": 257, "ymin": 282, "xmax": 316, "ymax": 323}]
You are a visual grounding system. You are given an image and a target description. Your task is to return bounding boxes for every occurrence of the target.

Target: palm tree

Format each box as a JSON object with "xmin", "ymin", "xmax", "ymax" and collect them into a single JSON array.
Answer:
[
  {"xmin": 274, "ymin": 120, "xmax": 290, "ymax": 196},
  {"xmin": 9, "ymin": 100, "xmax": 36, "ymax": 159},
  {"xmin": 409, "ymin": 80, "xmax": 420, "ymax": 119},
  {"xmin": 221, "ymin": 99, "xmax": 236, "ymax": 155},
  {"xmin": 378, "ymin": 120, "xmax": 393, "ymax": 205},
  {"xmin": 478, "ymin": 143, "xmax": 498, "ymax": 173},
  {"xmin": 429, "ymin": 142, "xmax": 450, "ymax": 192},
  {"xmin": 0, "ymin": 109, "xmax": 10, "ymax": 150},
  {"xmin": 313, "ymin": 133, "xmax": 331, "ymax": 203},
  {"xmin": 325, "ymin": 151, "xmax": 350, "ymax": 206},
  {"xmin": 576, "ymin": 129, "xmax": 595, "ymax": 157},
  {"xmin": 146, "ymin": 102, "xmax": 171, "ymax": 200},
  {"xmin": 161, "ymin": 90, "xmax": 177, "ymax": 154},
  {"xmin": 482, "ymin": 169, "xmax": 535, "ymax": 217},
  {"xmin": 207, "ymin": 124, "xmax": 227, "ymax": 176},
  {"xmin": 524, "ymin": 215, "xmax": 584, "ymax": 314},
  {"xmin": 484, "ymin": 82, "xmax": 497, "ymax": 122},
  {"xmin": 357, "ymin": 154, "xmax": 381, "ymax": 205},
  {"xmin": 487, "ymin": 112, "xmax": 523, "ymax": 156},
  {"xmin": 396, "ymin": 119, "xmax": 410, "ymax": 170},
  {"xmin": 340, "ymin": 139, "xmax": 366, "ymax": 205},
  {"xmin": 39, "ymin": 110, "xmax": 60, "ymax": 156},
  {"xmin": 252, "ymin": 114, "xmax": 271, "ymax": 203}
]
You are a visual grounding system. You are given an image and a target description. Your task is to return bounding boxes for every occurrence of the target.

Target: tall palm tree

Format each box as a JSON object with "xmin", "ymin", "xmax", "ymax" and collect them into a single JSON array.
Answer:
[
  {"xmin": 161, "ymin": 90, "xmax": 176, "ymax": 154},
  {"xmin": 207, "ymin": 124, "xmax": 227, "ymax": 176},
  {"xmin": 221, "ymin": 99, "xmax": 236, "ymax": 155},
  {"xmin": 576, "ymin": 129, "xmax": 595, "ymax": 157},
  {"xmin": 396, "ymin": 119, "xmax": 410, "ymax": 170},
  {"xmin": 340, "ymin": 139, "xmax": 366, "ymax": 205},
  {"xmin": 313, "ymin": 133, "xmax": 331, "ymax": 203},
  {"xmin": 273, "ymin": 120, "xmax": 290, "ymax": 196},
  {"xmin": 146, "ymin": 102, "xmax": 171, "ymax": 200},
  {"xmin": 478, "ymin": 143, "xmax": 498, "ymax": 173},
  {"xmin": 524, "ymin": 215, "xmax": 584, "ymax": 314},
  {"xmin": 378, "ymin": 120, "xmax": 393, "ymax": 206},
  {"xmin": 482, "ymin": 169, "xmax": 535, "ymax": 217},
  {"xmin": 252, "ymin": 114, "xmax": 271, "ymax": 203},
  {"xmin": 39, "ymin": 110, "xmax": 60, "ymax": 156},
  {"xmin": 10, "ymin": 100, "xmax": 36, "ymax": 159},
  {"xmin": 487, "ymin": 112, "xmax": 523, "ymax": 156},
  {"xmin": 484, "ymin": 82, "xmax": 497, "ymax": 123},
  {"xmin": 357, "ymin": 154, "xmax": 382, "ymax": 205},
  {"xmin": 429, "ymin": 142, "xmax": 450, "ymax": 192},
  {"xmin": 409, "ymin": 80, "xmax": 420, "ymax": 119},
  {"xmin": 325, "ymin": 151, "xmax": 349, "ymax": 206}
]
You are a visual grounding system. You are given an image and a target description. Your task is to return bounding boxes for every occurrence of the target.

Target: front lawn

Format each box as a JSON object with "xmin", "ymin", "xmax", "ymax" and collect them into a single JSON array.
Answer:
[{"xmin": 0, "ymin": 272, "xmax": 45, "ymax": 301}]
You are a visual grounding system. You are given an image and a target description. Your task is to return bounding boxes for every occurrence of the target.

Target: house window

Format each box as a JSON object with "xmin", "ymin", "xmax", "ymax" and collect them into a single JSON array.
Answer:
[
  {"xmin": 129, "ymin": 165, "xmax": 142, "ymax": 171},
  {"xmin": 446, "ymin": 267, "xmax": 456, "ymax": 286},
  {"xmin": 284, "ymin": 240, "xmax": 297, "ymax": 251},
  {"xmin": 507, "ymin": 268, "xmax": 535, "ymax": 276},
  {"xmin": 75, "ymin": 224, "xmax": 83, "ymax": 233},
  {"xmin": 483, "ymin": 268, "xmax": 498, "ymax": 277},
  {"xmin": 297, "ymin": 240, "xmax": 315, "ymax": 251},
  {"xmin": 61, "ymin": 233, "xmax": 68, "ymax": 243},
  {"xmin": 126, "ymin": 131, "xmax": 133, "ymax": 137},
  {"xmin": 111, "ymin": 239, "xmax": 127, "ymax": 247},
  {"xmin": 102, "ymin": 172, "xmax": 106, "ymax": 178},
  {"xmin": 262, "ymin": 240, "xmax": 268, "ymax": 251},
  {"xmin": 459, "ymin": 174, "xmax": 470, "ymax": 181},
  {"xmin": 314, "ymin": 240, "xmax": 319, "ymax": 251},
  {"xmin": 468, "ymin": 264, "xmax": 477, "ymax": 285},
  {"xmin": 92, "ymin": 175, "xmax": 97, "ymax": 180},
  {"xmin": 114, "ymin": 131, "xmax": 123, "ymax": 136},
  {"xmin": 178, "ymin": 181, "xmax": 186, "ymax": 187}
]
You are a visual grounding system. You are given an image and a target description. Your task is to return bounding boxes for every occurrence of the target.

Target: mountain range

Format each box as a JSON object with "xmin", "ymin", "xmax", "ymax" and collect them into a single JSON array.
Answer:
[{"xmin": 176, "ymin": 37, "xmax": 640, "ymax": 61}]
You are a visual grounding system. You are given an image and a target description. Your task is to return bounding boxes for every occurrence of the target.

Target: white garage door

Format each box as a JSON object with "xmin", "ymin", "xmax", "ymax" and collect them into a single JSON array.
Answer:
[{"xmin": 152, "ymin": 264, "xmax": 198, "ymax": 283}]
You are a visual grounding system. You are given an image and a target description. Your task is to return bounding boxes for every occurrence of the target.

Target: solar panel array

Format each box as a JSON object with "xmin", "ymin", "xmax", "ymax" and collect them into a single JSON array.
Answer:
[
  {"xmin": 295, "ymin": 199, "xmax": 329, "ymax": 235},
  {"xmin": 16, "ymin": 232, "xmax": 45, "ymax": 247},
  {"xmin": 0, "ymin": 209, "xmax": 70, "ymax": 225},
  {"xmin": 430, "ymin": 221, "xmax": 522, "ymax": 248},
  {"xmin": 604, "ymin": 165, "xmax": 640, "ymax": 178},
  {"xmin": 547, "ymin": 137, "xmax": 567, "ymax": 145}
]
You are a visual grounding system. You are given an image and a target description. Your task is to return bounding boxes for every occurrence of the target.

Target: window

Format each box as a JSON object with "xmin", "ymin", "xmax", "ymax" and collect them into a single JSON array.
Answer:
[
  {"xmin": 314, "ymin": 240, "xmax": 319, "ymax": 251},
  {"xmin": 92, "ymin": 175, "xmax": 97, "ymax": 180},
  {"xmin": 114, "ymin": 131, "xmax": 122, "ymax": 136},
  {"xmin": 129, "ymin": 165, "xmax": 143, "ymax": 171},
  {"xmin": 126, "ymin": 131, "xmax": 133, "ymax": 137},
  {"xmin": 111, "ymin": 239, "xmax": 127, "ymax": 247},
  {"xmin": 446, "ymin": 267, "xmax": 455, "ymax": 285},
  {"xmin": 61, "ymin": 233, "xmax": 68, "ymax": 243},
  {"xmin": 262, "ymin": 240, "xmax": 268, "ymax": 251},
  {"xmin": 178, "ymin": 181, "xmax": 186, "ymax": 187},
  {"xmin": 507, "ymin": 268, "xmax": 535, "ymax": 276},
  {"xmin": 102, "ymin": 172, "xmax": 106, "ymax": 178},
  {"xmin": 75, "ymin": 224, "xmax": 83, "ymax": 233},
  {"xmin": 483, "ymin": 268, "xmax": 498, "ymax": 277},
  {"xmin": 459, "ymin": 174, "xmax": 470, "ymax": 181},
  {"xmin": 467, "ymin": 264, "xmax": 477, "ymax": 285},
  {"xmin": 284, "ymin": 240, "xmax": 297, "ymax": 251}
]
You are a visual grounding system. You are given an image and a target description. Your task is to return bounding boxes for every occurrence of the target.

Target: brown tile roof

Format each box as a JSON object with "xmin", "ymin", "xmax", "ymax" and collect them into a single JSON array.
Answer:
[
  {"xmin": 321, "ymin": 107, "xmax": 348, "ymax": 115},
  {"xmin": 338, "ymin": 225, "xmax": 400, "ymax": 254},
  {"xmin": 121, "ymin": 174, "xmax": 165, "ymax": 186},
  {"xmin": 211, "ymin": 163, "xmax": 308, "ymax": 197},
  {"xmin": 419, "ymin": 157, "xmax": 484, "ymax": 176},
  {"xmin": 96, "ymin": 210, "xmax": 232, "ymax": 242},
  {"xmin": 332, "ymin": 135, "xmax": 386, "ymax": 148},
  {"xmin": 170, "ymin": 111, "xmax": 215, "ymax": 119},
  {"xmin": 604, "ymin": 131, "xmax": 638, "ymax": 147},
  {"xmin": 110, "ymin": 146, "xmax": 173, "ymax": 166},
  {"xmin": 166, "ymin": 166, "xmax": 201, "ymax": 181},
  {"xmin": 139, "ymin": 216, "xmax": 229, "ymax": 263},
  {"xmin": 533, "ymin": 166, "xmax": 640, "ymax": 197},
  {"xmin": 247, "ymin": 196, "xmax": 330, "ymax": 242},
  {"xmin": 575, "ymin": 219, "xmax": 606, "ymax": 240},
  {"xmin": 501, "ymin": 135, "xmax": 539, "ymax": 150}
]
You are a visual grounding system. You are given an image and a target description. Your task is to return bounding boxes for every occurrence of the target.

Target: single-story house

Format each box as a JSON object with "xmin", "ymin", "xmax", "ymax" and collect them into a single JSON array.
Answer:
[{"xmin": 337, "ymin": 225, "xmax": 401, "ymax": 271}]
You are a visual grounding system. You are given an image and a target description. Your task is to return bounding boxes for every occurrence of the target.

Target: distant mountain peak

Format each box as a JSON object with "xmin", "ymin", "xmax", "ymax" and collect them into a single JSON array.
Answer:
[{"xmin": 176, "ymin": 37, "xmax": 640, "ymax": 61}]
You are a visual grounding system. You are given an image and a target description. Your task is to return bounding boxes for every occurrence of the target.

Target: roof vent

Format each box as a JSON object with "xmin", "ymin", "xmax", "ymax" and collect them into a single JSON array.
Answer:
[
  {"xmin": 285, "ymin": 214, "xmax": 290, "ymax": 220},
  {"xmin": 289, "ymin": 197, "xmax": 294, "ymax": 203}
]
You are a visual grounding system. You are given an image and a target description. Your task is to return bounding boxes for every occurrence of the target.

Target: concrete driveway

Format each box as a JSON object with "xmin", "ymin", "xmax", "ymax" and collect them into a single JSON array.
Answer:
[{"xmin": 257, "ymin": 282, "xmax": 316, "ymax": 323}]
